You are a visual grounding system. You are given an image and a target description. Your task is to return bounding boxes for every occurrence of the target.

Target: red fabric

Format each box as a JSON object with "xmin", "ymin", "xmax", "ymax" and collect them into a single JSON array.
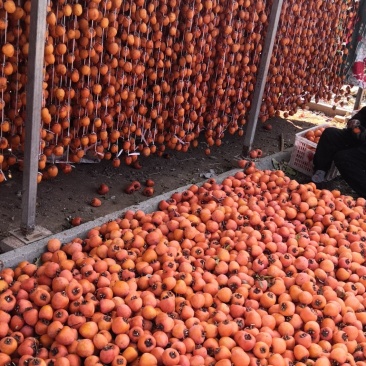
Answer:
[
  {"xmin": 349, "ymin": 38, "xmax": 366, "ymax": 86},
  {"xmin": 343, "ymin": 0, "xmax": 366, "ymax": 86}
]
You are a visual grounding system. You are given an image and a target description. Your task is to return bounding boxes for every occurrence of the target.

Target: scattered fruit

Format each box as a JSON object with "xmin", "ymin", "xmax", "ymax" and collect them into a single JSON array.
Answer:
[
  {"xmin": 97, "ymin": 184, "xmax": 109, "ymax": 195},
  {"xmin": 70, "ymin": 217, "xmax": 82, "ymax": 226},
  {"xmin": 145, "ymin": 179, "xmax": 155, "ymax": 187},
  {"xmin": 249, "ymin": 149, "xmax": 258, "ymax": 159},
  {"xmin": 90, "ymin": 198, "xmax": 102, "ymax": 207},
  {"xmin": 256, "ymin": 149, "xmax": 263, "ymax": 158},
  {"xmin": 142, "ymin": 187, "xmax": 154, "ymax": 197}
]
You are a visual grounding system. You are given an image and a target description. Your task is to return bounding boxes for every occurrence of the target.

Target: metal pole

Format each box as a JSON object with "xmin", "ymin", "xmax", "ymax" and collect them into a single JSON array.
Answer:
[
  {"xmin": 242, "ymin": 0, "xmax": 284, "ymax": 155},
  {"xmin": 354, "ymin": 87, "xmax": 364, "ymax": 110},
  {"xmin": 20, "ymin": 0, "xmax": 47, "ymax": 235}
]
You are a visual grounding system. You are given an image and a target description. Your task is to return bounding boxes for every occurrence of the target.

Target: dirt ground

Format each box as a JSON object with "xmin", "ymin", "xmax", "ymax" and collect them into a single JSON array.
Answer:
[{"xmin": 0, "ymin": 107, "xmax": 357, "ymax": 245}]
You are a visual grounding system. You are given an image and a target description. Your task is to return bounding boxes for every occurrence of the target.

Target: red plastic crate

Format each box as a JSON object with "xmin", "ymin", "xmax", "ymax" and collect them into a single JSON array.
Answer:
[{"xmin": 289, "ymin": 124, "xmax": 339, "ymax": 181}]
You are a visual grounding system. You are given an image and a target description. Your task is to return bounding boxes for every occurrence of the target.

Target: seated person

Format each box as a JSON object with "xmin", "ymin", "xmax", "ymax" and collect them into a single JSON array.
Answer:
[{"xmin": 312, "ymin": 106, "xmax": 366, "ymax": 198}]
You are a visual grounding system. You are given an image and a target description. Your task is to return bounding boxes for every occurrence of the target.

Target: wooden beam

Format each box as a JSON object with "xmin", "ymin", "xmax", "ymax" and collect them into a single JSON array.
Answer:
[
  {"xmin": 242, "ymin": 0, "xmax": 284, "ymax": 155},
  {"xmin": 20, "ymin": 0, "xmax": 47, "ymax": 235}
]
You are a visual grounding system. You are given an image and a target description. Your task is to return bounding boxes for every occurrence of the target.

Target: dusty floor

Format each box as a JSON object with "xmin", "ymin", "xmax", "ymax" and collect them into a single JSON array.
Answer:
[{"xmin": 0, "ymin": 108, "xmax": 357, "ymax": 245}]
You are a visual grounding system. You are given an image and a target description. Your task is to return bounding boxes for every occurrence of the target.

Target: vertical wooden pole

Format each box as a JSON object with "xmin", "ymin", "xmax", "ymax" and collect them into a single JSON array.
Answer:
[
  {"xmin": 242, "ymin": 0, "xmax": 284, "ymax": 155},
  {"xmin": 20, "ymin": 0, "xmax": 47, "ymax": 235}
]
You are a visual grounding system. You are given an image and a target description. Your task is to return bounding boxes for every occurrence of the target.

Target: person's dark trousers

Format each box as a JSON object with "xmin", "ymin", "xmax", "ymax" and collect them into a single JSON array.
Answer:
[
  {"xmin": 333, "ymin": 145, "xmax": 366, "ymax": 198},
  {"xmin": 313, "ymin": 127, "xmax": 362, "ymax": 172}
]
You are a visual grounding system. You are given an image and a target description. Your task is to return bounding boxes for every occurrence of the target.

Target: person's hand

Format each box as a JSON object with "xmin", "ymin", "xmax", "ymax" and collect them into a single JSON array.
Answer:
[
  {"xmin": 352, "ymin": 124, "xmax": 366, "ymax": 141},
  {"xmin": 353, "ymin": 126, "xmax": 361, "ymax": 134},
  {"xmin": 347, "ymin": 119, "xmax": 361, "ymax": 129}
]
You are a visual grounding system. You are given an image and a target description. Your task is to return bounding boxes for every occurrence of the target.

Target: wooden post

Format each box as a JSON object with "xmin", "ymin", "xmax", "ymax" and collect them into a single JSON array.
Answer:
[
  {"xmin": 20, "ymin": 0, "xmax": 47, "ymax": 235},
  {"xmin": 242, "ymin": 0, "xmax": 284, "ymax": 155}
]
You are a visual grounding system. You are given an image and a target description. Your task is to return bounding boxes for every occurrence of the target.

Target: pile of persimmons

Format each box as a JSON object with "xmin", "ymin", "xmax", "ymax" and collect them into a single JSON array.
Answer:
[
  {"xmin": 304, "ymin": 126, "xmax": 327, "ymax": 144},
  {"xmin": 0, "ymin": 161, "xmax": 365, "ymax": 366}
]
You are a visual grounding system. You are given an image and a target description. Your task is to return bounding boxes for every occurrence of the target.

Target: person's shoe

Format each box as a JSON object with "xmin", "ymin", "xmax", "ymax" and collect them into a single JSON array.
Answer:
[{"xmin": 312, "ymin": 170, "xmax": 326, "ymax": 183}]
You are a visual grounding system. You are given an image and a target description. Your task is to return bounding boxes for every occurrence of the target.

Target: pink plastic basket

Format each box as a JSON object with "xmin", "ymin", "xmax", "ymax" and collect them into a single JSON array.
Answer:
[{"xmin": 289, "ymin": 124, "xmax": 339, "ymax": 181}]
